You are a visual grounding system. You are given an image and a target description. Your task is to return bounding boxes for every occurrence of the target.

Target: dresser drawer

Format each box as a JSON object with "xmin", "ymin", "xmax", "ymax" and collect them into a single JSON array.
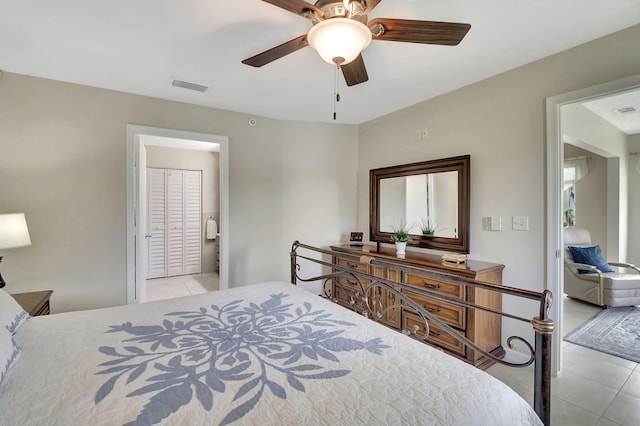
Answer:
[
  {"xmin": 333, "ymin": 280, "xmax": 357, "ymax": 307},
  {"xmin": 333, "ymin": 257, "xmax": 371, "ymax": 289},
  {"xmin": 336, "ymin": 257, "xmax": 369, "ymax": 273},
  {"xmin": 402, "ymin": 289, "xmax": 466, "ymax": 330},
  {"xmin": 404, "ymin": 273, "xmax": 465, "ymax": 300},
  {"xmin": 402, "ymin": 312, "xmax": 466, "ymax": 357}
]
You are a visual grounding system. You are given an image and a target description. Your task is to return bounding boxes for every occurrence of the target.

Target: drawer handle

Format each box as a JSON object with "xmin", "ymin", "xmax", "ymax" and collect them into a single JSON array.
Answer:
[
  {"xmin": 422, "ymin": 304, "xmax": 441, "ymax": 314},
  {"xmin": 417, "ymin": 326, "xmax": 441, "ymax": 338},
  {"xmin": 421, "ymin": 280, "xmax": 441, "ymax": 290},
  {"xmin": 346, "ymin": 261, "xmax": 359, "ymax": 268}
]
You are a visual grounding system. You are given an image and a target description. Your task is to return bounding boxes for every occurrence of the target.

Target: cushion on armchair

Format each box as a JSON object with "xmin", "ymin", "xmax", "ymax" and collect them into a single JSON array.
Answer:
[{"xmin": 568, "ymin": 245, "xmax": 614, "ymax": 274}]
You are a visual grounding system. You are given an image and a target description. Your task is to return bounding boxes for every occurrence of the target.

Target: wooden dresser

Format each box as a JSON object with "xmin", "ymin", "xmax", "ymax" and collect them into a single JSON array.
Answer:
[{"xmin": 330, "ymin": 244, "xmax": 505, "ymax": 369}]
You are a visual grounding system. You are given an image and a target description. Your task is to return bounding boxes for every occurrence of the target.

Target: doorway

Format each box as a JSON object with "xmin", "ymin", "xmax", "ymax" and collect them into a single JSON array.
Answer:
[
  {"xmin": 126, "ymin": 125, "xmax": 229, "ymax": 304},
  {"xmin": 546, "ymin": 73, "xmax": 640, "ymax": 375}
]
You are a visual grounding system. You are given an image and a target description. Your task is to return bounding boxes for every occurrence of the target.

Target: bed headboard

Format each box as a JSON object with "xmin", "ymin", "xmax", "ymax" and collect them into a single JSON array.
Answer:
[{"xmin": 290, "ymin": 241, "xmax": 553, "ymax": 426}]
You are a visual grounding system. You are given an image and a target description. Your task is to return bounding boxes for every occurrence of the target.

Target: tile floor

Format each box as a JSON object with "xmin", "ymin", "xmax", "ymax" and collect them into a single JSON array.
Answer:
[
  {"xmin": 486, "ymin": 296, "xmax": 640, "ymax": 426},
  {"xmin": 144, "ymin": 272, "xmax": 219, "ymax": 302}
]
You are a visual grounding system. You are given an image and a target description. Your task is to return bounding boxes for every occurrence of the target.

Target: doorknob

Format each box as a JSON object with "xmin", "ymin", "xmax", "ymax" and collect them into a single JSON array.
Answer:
[{"xmin": 145, "ymin": 234, "xmax": 152, "ymax": 238}]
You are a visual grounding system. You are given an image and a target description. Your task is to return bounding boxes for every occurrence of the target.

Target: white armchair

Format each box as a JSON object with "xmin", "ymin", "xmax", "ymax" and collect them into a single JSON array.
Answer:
[{"xmin": 564, "ymin": 228, "xmax": 640, "ymax": 307}]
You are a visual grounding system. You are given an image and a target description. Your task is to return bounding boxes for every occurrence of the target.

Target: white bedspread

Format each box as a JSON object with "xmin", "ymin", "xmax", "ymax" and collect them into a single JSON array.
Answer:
[{"xmin": 0, "ymin": 282, "xmax": 542, "ymax": 425}]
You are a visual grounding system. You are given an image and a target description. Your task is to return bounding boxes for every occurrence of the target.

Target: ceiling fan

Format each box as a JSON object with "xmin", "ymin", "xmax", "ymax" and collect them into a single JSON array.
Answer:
[{"xmin": 242, "ymin": 0, "xmax": 471, "ymax": 86}]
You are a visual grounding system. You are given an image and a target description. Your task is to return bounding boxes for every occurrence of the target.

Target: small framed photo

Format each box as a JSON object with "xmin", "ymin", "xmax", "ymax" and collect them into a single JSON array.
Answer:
[{"xmin": 349, "ymin": 232, "xmax": 364, "ymax": 246}]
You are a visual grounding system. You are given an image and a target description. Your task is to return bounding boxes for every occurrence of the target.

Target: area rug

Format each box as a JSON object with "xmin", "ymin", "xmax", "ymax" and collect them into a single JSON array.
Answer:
[{"xmin": 564, "ymin": 306, "xmax": 640, "ymax": 363}]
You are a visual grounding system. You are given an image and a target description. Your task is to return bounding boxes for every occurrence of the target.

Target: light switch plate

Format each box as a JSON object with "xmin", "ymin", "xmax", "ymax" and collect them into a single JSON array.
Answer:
[
  {"xmin": 512, "ymin": 216, "xmax": 529, "ymax": 231},
  {"xmin": 483, "ymin": 216, "xmax": 502, "ymax": 231}
]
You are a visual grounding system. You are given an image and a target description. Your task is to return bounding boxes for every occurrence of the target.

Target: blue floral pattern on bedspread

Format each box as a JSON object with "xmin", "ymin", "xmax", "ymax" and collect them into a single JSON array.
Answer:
[{"xmin": 95, "ymin": 292, "xmax": 390, "ymax": 425}]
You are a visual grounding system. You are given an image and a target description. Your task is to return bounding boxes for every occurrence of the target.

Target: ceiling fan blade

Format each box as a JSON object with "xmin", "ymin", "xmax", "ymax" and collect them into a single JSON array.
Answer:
[
  {"xmin": 341, "ymin": 54, "xmax": 369, "ymax": 86},
  {"xmin": 260, "ymin": 0, "xmax": 322, "ymax": 16},
  {"xmin": 368, "ymin": 18, "xmax": 471, "ymax": 45},
  {"xmin": 242, "ymin": 35, "xmax": 309, "ymax": 67},
  {"xmin": 361, "ymin": 0, "xmax": 382, "ymax": 14}
]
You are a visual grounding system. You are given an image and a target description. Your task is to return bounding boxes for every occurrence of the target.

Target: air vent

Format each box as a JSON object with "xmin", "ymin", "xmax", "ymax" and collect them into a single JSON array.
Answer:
[
  {"xmin": 171, "ymin": 79, "xmax": 208, "ymax": 93},
  {"xmin": 615, "ymin": 106, "xmax": 637, "ymax": 115}
]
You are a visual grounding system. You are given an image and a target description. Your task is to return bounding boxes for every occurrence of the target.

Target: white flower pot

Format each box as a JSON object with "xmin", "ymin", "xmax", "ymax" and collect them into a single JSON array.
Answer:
[{"xmin": 395, "ymin": 242, "xmax": 407, "ymax": 256}]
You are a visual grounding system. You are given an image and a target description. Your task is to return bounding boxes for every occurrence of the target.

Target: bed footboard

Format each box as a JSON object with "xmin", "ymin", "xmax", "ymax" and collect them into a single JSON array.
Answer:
[{"xmin": 290, "ymin": 241, "xmax": 553, "ymax": 426}]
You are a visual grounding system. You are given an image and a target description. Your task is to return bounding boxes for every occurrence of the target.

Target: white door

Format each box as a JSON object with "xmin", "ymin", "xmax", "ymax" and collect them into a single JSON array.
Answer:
[
  {"xmin": 147, "ymin": 168, "xmax": 167, "ymax": 279},
  {"xmin": 184, "ymin": 170, "xmax": 202, "ymax": 274},
  {"xmin": 167, "ymin": 169, "xmax": 185, "ymax": 276},
  {"xmin": 147, "ymin": 168, "xmax": 202, "ymax": 278}
]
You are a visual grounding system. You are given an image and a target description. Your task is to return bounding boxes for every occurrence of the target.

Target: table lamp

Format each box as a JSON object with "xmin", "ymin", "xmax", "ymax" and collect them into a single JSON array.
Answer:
[{"xmin": 0, "ymin": 213, "xmax": 32, "ymax": 288}]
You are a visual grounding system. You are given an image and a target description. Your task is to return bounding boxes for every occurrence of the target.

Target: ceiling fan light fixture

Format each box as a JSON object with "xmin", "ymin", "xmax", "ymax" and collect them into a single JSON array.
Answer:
[{"xmin": 307, "ymin": 18, "xmax": 372, "ymax": 65}]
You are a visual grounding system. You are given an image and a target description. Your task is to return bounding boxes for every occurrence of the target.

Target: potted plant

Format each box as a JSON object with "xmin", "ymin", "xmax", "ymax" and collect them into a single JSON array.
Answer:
[
  {"xmin": 419, "ymin": 217, "xmax": 438, "ymax": 237},
  {"xmin": 389, "ymin": 221, "xmax": 411, "ymax": 256}
]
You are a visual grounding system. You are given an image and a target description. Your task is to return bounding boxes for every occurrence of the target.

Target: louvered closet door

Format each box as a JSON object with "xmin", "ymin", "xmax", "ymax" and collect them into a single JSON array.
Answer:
[
  {"xmin": 147, "ymin": 168, "xmax": 202, "ymax": 278},
  {"xmin": 167, "ymin": 170, "xmax": 185, "ymax": 276},
  {"xmin": 147, "ymin": 168, "xmax": 167, "ymax": 279},
  {"xmin": 184, "ymin": 170, "xmax": 202, "ymax": 274}
]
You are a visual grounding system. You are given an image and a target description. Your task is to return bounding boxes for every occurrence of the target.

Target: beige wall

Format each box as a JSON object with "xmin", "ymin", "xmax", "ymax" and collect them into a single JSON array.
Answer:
[
  {"xmin": 0, "ymin": 73, "xmax": 358, "ymax": 312},
  {"xmin": 1, "ymin": 24, "xmax": 639, "ymax": 317},
  {"xmin": 562, "ymin": 103, "xmax": 629, "ymax": 260},
  {"xmin": 629, "ymin": 134, "xmax": 640, "ymax": 265},
  {"xmin": 146, "ymin": 146, "xmax": 219, "ymax": 273},
  {"xmin": 358, "ymin": 24, "xmax": 640, "ymax": 290},
  {"xmin": 357, "ymin": 24, "xmax": 640, "ymax": 345},
  {"xmin": 563, "ymin": 144, "xmax": 608, "ymax": 253}
]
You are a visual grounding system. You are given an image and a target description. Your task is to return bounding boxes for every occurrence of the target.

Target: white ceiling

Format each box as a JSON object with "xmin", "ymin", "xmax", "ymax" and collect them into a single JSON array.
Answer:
[
  {"xmin": 582, "ymin": 89, "xmax": 640, "ymax": 135},
  {"xmin": 1, "ymin": 0, "xmax": 640, "ymax": 125}
]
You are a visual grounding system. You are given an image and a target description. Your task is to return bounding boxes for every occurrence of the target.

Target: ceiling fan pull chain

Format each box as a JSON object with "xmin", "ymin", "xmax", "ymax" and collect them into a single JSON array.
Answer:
[{"xmin": 334, "ymin": 64, "xmax": 341, "ymax": 120}]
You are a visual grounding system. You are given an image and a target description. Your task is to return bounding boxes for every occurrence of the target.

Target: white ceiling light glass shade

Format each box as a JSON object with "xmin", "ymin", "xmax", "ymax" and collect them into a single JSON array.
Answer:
[{"xmin": 307, "ymin": 18, "xmax": 372, "ymax": 65}]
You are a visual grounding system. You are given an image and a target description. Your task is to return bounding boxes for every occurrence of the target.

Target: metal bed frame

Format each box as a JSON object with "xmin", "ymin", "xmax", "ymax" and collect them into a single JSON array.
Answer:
[{"xmin": 290, "ymin": 241, "xmax": 554, "ymax": 425}]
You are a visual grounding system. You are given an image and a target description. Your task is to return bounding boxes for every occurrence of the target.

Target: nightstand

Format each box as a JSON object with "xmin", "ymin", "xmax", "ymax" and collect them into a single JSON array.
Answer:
[{"xmin": 11, "ymin": 290, "xmax": 53, "ymax": 316}]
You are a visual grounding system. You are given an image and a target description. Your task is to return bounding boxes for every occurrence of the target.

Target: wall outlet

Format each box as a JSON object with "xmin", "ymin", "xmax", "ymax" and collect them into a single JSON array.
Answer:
[{"xmin": 414, "ymin": 128, "xmax": 429, "ymax": 140}]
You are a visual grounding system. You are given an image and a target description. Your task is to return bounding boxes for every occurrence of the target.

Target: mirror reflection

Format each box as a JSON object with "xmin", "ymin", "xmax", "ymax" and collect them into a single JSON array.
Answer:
[
  {"xmin": 379, "ymin": 171, "xmax": 458, "ymax": 238},
  {"xmin": 369, "ymin": 155, "xmax": 470, "ymax": 253}
]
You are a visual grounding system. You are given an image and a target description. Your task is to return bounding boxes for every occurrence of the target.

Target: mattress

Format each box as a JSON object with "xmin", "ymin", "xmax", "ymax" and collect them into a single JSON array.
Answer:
[{"xmin": 0, "ymin": 281, "xmax": 542, "ymax": 425}]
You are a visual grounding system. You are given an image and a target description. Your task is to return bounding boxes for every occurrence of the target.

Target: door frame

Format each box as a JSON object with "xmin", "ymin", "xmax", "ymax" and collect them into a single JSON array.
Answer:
[
  {"xmin": 126, "ymin": 125, "xmax": 229, "ymax": 304},
  {"xmin": 545, "ymin": 73, "xmax": 640, "ymax": 375}
]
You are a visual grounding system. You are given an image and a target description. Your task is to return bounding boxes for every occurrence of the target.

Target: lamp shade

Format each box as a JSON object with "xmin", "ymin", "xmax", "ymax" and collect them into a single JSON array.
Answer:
[
  {"xmin": 307, "ymin": 18, "xmax": 372, "ymax": 65},
  {"xmin": 0, "ymin": 213, "xmax": 32, "ymax": 250}
]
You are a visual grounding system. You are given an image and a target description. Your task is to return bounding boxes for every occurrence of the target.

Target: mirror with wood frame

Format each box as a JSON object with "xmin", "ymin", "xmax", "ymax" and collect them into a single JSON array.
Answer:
[{"xmin": 370, "ymin": 155, "xmax": 470, "ymax": 253}]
